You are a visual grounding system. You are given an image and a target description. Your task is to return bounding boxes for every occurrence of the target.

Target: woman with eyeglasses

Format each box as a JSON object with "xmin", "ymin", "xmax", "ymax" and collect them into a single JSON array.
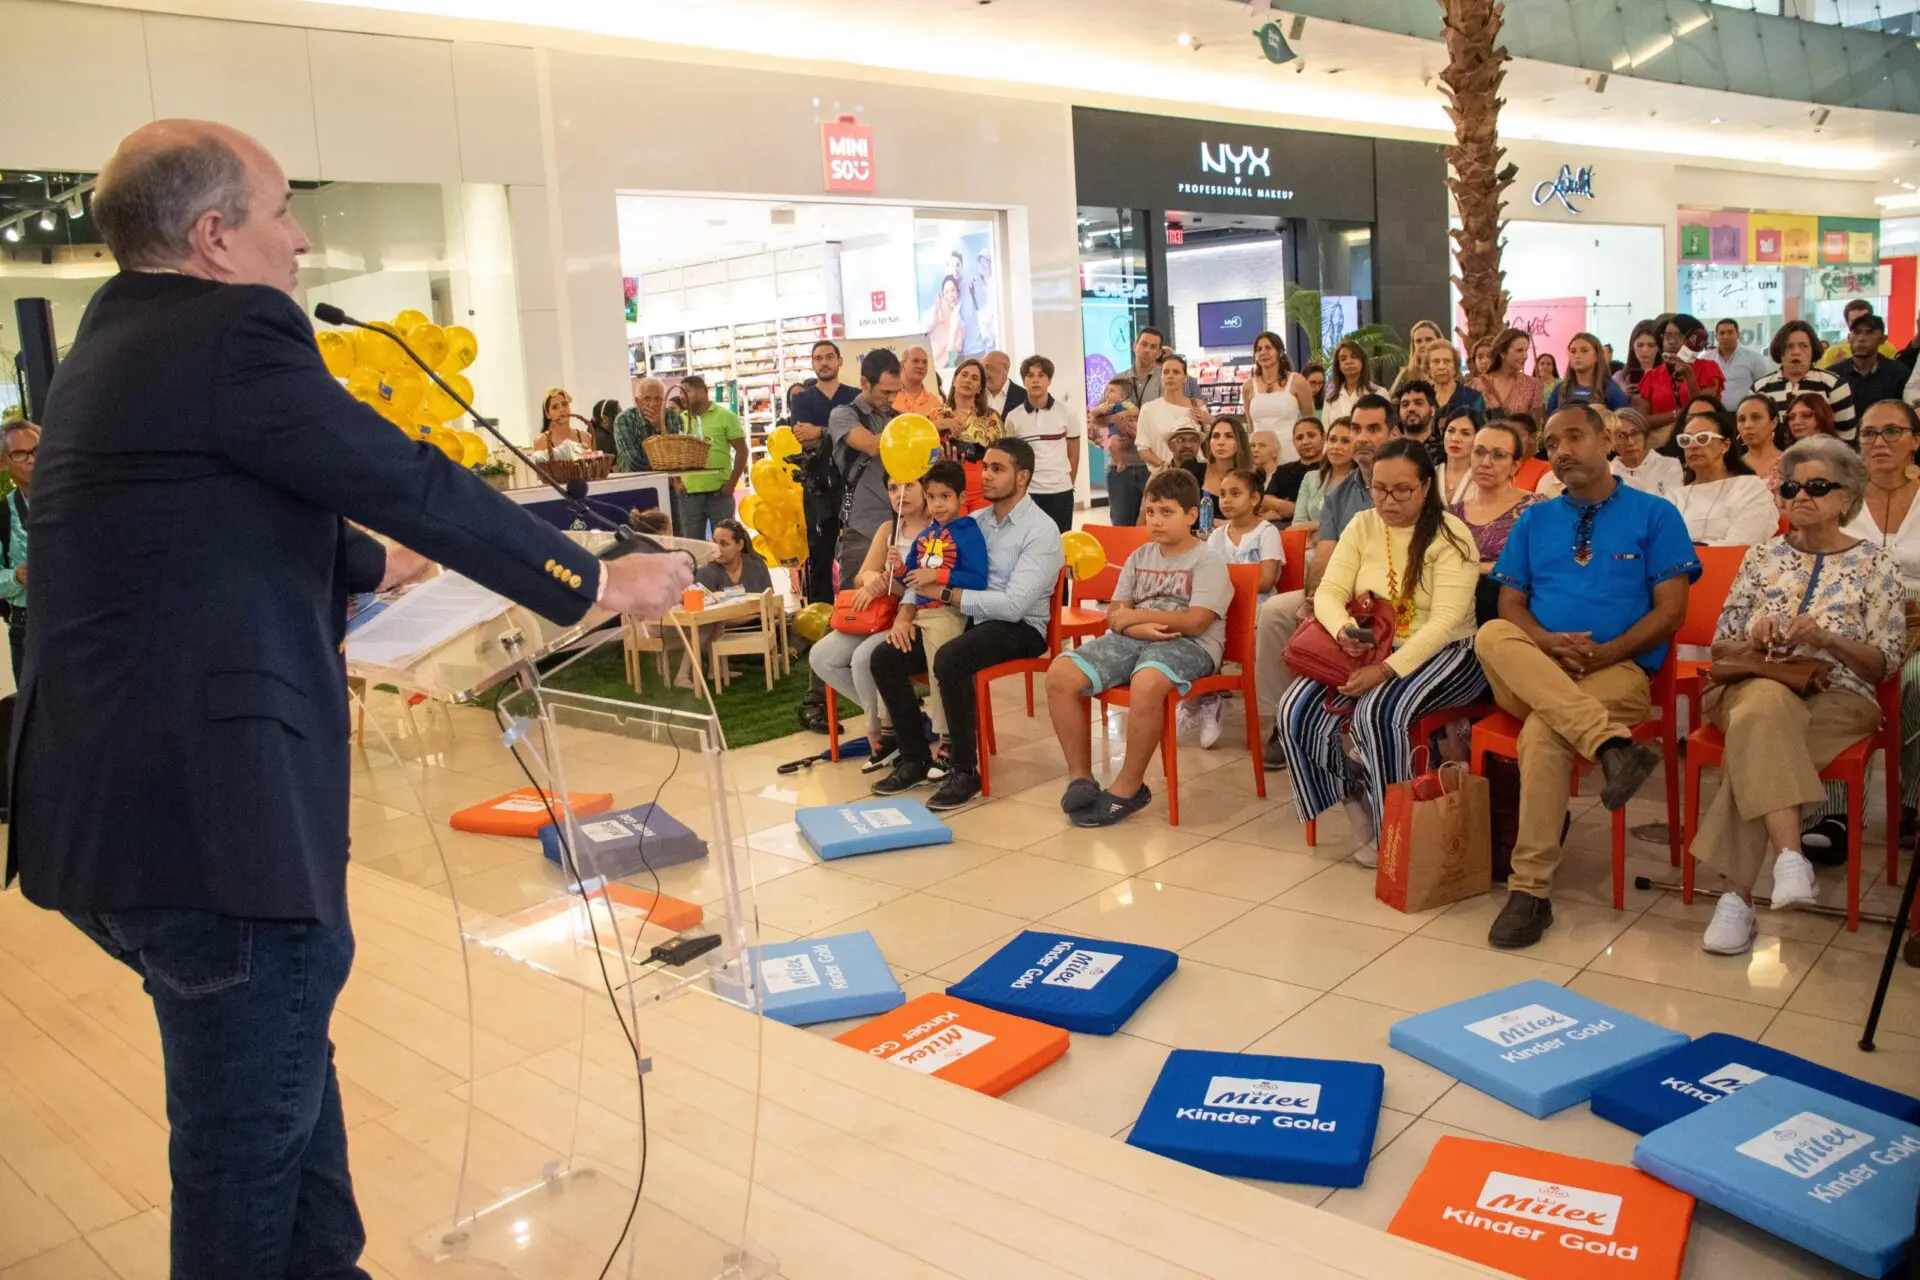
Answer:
[
  {"xmin": 1450, "ymin": 421, "xmax": 1535, "ymax": 573},
  {"xmin": 1289, "ymin": 417, "xmax": 1355, "ymax": 539},
  {"xmin": 1672, "ymin": 402, "xmax": 1775, "ymax": 546},
  {"xmin": 1736, "ymin": 393, "xmax": 1786, "ymax": 492},
  {"xmin": 1693, "ymin": 435, "xmax": 1903, "ymax": 955},
  {"xmin": 1842, "ymin": 398, "xmax": 1920, "ymax": 852},
  {"xmin": 1278, "ymin": 438, "xmax": 1483, "ymax": 869},
  {"xmin": 1606, "ymin": 407, "xmax": 1683, "ymax": 502}
]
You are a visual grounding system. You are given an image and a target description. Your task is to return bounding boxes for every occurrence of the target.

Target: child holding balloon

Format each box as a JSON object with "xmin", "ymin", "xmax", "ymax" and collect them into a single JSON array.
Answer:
[{"xmin": 890, "ymin": 460, "xmax": 988, "ymax": 769}]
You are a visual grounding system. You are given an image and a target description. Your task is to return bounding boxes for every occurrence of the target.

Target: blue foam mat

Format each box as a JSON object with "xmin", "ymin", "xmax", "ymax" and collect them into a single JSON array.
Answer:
[
  {"xmin": 1388, "ymin": 979, "xmax": 1687, "ymax": 1118},
  {"xmin": 1127, "ymin": 1050, "xmax": 1384, "ymax": 1186},
  {"xmin": 714, "ymin": 932, "xmax": 904, "ymax": 1027},
  {"xmin": 1634, "ymin": 1074, "xmax": 1920, "ymax": 1278},
  {"xmin": 945, "ymin": 930, "xmax": 1176, "ymax": 1035},
  {"xmin": 795, "ymin": 798, "xmax": 952, "ymax": 859},
  {"xmin": 537, "ymin": 802, "xmax": 706, "ymax": 879},
  {"xmin": 1593, "ymin": 1032, "xmax": 1920, "ymax": 1136}
]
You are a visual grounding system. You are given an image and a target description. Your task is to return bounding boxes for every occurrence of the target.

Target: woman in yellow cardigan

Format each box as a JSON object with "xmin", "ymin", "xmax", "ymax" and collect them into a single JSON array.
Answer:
[{"xmin": 1277, "ymin": 437, "xmax": 1486, "ymax": 867}]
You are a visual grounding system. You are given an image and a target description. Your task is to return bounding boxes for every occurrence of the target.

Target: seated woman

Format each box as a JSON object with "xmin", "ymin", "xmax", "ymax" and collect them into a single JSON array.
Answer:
[
  {"xmin": 1672, "ymin": 403, "xmax": 1776, "ymax": 546},
  {"xmin": 694, "ymin": 519, "xmax": 774, "ymax": 595},
  {"xmin": 1278, "ymin": 438, "xmax": 1484, "ymax": 868},
  {"xmin": 1435, "ymin": 408, "xmax": 1477, "ymax": 506},
  {"xmin": 1608, "ymin": 407, "xmax": 1683, "ymax": 501},
  {"xmin": 1450, "ymin": 421, "xmax": 1534, "ymax": 623},
  {"xmin": 532, "ymin": 386, "xmax": 592, "ymax": 452},
  {"xmin": 1736, "ymin": 393, "xmax": 1786, "ymax": 493},
  {"xmin": 1258, "ymin": 419, "xmax": 1321, "ymax": 523},
  {"xmin": 1785, "ymin": 389, "xmax": 1837, "ymax": 444},
  {"xmin": 1290, "ymin": 417, "xmax": 1354, "ymax": 538},
  {"xmin": 1693, "ymin": 436, "xmax": 1905, "ymax": 955},
  {"xmin": 807, "ymin": 478, "xmax": 930, "ymax": 771}
]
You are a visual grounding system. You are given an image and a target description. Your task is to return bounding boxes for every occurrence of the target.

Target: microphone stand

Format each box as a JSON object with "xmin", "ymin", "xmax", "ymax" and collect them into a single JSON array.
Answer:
[{"xmin": 313, "ymin": 304, "xmax": 683, "ymax": 565}]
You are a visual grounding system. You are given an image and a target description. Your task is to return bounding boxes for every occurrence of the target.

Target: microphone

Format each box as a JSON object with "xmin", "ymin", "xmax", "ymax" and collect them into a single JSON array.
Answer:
[{"xmin": 314, "ymin": 304, "xmax": 687, "ymax": 566}]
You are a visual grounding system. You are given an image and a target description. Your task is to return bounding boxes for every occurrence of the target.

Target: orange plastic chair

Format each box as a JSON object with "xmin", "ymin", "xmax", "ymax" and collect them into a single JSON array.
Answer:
[
  {"xmin": 1059, "ymin": 524, "xmax": 1153, "ymax": 648},
  {"xmin": 1515, "ymin": 458, "xmax": 1552, "ymax": 492},
  {"xmin": 1302, "ymin": 702, "xmax": 1498, "ymax": 847},
  {"xmin": 975, "ymin": 570, "xmax": 1070, "ymax": 797},
  {"xmin": 1674, "ymin": 544, "xmax": 1749, "ymax": 726},
  {"xmin": 1682, "ymin": 676, "xmax": 1901, "ymax": 931},
  {"xmin": 1075, "ymin": 562, "xmax": 1266, "ymax": 825},
  {"xmin": 1468, "ymin": 651, "xmax": 1682, "ymax": 909},
  {"xmin": 1278, "ymin": 527, "xmax": 1309, "ymax": 595}
]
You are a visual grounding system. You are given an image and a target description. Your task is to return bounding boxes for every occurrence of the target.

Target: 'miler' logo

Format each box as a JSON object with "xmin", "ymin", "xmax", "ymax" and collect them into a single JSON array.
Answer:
[
  {"xmin": 1736, "ymin": 1111, "xmax": 1875, "ymax": 1179},
  {"xmin": 1475, "ymin": 1172, "xmax": 1621, "ymax": 1237},
  {"xmin": 1464, "ymin": 1003, "xmax": 1578, "ymax": 1049},
  {"xmin": 1202, "ymin": 1076, "xmax": 1321, "ymax": 1115}
]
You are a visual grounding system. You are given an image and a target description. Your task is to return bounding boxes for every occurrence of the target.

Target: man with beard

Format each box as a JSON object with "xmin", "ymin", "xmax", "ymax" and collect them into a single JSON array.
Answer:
[
  {"xmin": 1396, "ymin": 379, "xmax": 1445, "ymax": 467},
  {"xmin": 1473, "ymin": 404, "xmax": 1696, "ymax": 949}
]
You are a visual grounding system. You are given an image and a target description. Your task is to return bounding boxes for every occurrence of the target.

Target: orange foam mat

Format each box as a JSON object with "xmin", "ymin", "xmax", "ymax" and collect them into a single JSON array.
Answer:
[
  {"xmin": 601, "ymin": 882, "xmax": 703, "ymax": 933},
  {"xmin": 1389, "ymin": 1137, "xmax": 1694, "ymax": 1280},
  {"xmin": 834, "ymin": 993, "xmax": 1070, "ymax": 1095},
  {"xmin": 447, "ymin": 788, "xmax": 614, "ymax": 838}
]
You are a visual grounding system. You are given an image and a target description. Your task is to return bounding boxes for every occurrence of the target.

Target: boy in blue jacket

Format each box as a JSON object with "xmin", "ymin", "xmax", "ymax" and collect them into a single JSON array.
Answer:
[{"xmin": 891, "ymin": 460, "xmax": 989, "ymax": 771}]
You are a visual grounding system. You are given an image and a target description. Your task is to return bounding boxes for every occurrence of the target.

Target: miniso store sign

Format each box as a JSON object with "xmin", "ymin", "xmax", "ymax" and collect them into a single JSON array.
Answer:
[{"xmin": 1178, "ymin": 141, "xmax": 1296, "ymax": 202}]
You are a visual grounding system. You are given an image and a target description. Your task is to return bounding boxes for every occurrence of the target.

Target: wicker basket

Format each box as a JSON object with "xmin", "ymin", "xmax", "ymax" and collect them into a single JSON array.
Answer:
[
  {"xmin": 542, "ymin": 454, "xmax": 615, "ymax": 485},
  {"xmin": 642, "ymin": 433, "xmax": 713, "ymax": 472}
]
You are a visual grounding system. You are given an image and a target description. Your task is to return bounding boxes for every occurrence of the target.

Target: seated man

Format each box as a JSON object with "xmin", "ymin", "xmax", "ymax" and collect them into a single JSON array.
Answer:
[
  {"xmin": 868, "ymin": 437, "xmax": 1064, "ymax": 810},
  {"xmin": 1046, "ymin": 468, "xmax": 1231, "ymax": 827},
  {"xmin": 1255, "ymin": 394, "xmax": 1395, "ymax": 767},
  {"xmin": 1475, "ymin": 404, "xmax": 1698, "ymax": 949}
]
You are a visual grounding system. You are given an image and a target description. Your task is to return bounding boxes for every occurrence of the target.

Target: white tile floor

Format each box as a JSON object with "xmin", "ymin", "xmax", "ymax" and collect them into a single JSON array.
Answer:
[{"xmin": 349, "ymin": 683, "xmax": 1920, "ymax": 1280}]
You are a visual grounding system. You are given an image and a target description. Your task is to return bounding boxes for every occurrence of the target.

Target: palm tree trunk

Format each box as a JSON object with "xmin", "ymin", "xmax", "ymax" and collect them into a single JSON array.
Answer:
[{"xmin": 1439, "ymin": 0, "xmax": 1511, "ymax": 355}]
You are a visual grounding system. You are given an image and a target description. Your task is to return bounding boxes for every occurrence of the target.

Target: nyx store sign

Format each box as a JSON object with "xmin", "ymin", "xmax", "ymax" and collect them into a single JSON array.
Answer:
[{"xmin": 1181, "ymin": 142, "xmax": 1296, "ymax": 203}]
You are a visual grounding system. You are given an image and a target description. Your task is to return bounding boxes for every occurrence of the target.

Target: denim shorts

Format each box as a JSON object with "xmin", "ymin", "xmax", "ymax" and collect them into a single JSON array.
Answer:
[{"xmin": 1066, "ymin": 632, "xmax": 1218, "ymax": 695}]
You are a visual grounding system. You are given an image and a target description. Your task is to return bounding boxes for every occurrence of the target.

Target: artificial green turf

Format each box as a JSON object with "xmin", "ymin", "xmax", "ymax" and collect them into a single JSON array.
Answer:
[{"xmin": 478, "ymin": 642, "xmax": 857, "ymax": 749}]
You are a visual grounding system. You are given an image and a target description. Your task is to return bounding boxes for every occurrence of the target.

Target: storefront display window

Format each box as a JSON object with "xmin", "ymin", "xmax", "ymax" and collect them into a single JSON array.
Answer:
[
  {"xmin": 1676, "ymin": 208, "xmax": 1883, "ymax": 347},
  {"xmin": 1077, "ymin": 206, "xmax": 1150, "ymax": 494},
  {"xmin": 1453, "ymin": 219, "xmax": 1664, "ymax": 372}
]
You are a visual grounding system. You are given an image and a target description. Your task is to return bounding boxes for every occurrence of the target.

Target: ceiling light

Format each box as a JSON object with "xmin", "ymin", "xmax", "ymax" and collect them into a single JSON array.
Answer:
[
  {"xmin": 65, "ymin": 196, "xmax": 84, "ymax": 218},
  {"xmin": 2, "ymin": 224, "xmax": 18, "ymax": 243},
  {"xmin": 1710, "ymin": 117, "xmax": 1723, "ymax": 124},
  {"xmin": 36, "ymin": 212, "xmax": 54, "ymax": 231},
  {"xmin": 1176, "ymin": 31, "xmax": 1193, "ymax": 46}
]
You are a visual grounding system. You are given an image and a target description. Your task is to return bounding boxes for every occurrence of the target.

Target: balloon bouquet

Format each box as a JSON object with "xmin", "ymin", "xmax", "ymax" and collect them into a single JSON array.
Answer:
[
  {"xmin": 315, "ymin": 308, "xmax": 491, "ymax": 467},
  {"xmin": 739, "ymin": 425, "xmax": 809, "ymax": 570}
]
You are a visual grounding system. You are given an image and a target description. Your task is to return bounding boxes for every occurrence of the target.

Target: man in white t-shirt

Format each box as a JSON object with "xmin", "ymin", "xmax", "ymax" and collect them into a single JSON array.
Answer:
[{"xmin": 1000, "ymin": 354, "xmax": 1081, "ymax": 531}]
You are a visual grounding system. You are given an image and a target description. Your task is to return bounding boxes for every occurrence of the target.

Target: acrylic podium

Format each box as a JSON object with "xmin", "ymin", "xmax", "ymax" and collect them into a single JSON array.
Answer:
[{"xmin": 346, "ymin": 565, "xmax": 774, "ymax": 1280}]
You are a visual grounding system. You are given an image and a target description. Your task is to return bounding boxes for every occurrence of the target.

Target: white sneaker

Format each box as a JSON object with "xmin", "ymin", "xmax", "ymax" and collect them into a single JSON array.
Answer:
[
  {"xmin": 1175, "ymin": 700, "xmax": 1196, "ymax": 740},
  {"xmin": 1341, "ymin": 796, "xmax": 1377, "ymax": 860},
  {"xmin": 1197, "ymin": 697, "xmax": 1224, "ymax": 749},
  {"xmin": 1702, "ymin": 892, "xmax": 1758, "ymax": 955},
  {"xmin": 1769, "ymin": 849, "xmax": 1820, "ymax": 911},
  {"xmin": 1352, "ymin": 842, "xmax": 1379, "ymax": 870}
]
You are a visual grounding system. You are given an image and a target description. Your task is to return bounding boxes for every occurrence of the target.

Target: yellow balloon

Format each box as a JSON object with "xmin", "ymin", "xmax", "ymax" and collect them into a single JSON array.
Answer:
[
  {"xmin": 382, "ymin": 365, "xmax": 428, "ymax": 417},
  {"xmin": 405, "ymin": 322, "xmax": 449, "ymax": 370},
  {"xmin": 425, "ymin": 371, "xmax": 474, "ymax": 422},
  {"xmin": 765, "ymin": 426, "xmax": 802, "ymax": 463},
  {"xmin": 456, "ymin": 430, "xmax": 490, "ymax": 467},
  {"xmin": 430, "ymin": 431, "xmax": 465, "ymax": 461},
  {"xmin": 317, "ymin": 330, "xmax": 355, "ymax": 378},
  {"xmin": 737, "ymin": 494, "xmax": 763, "ymax": 529},
  {"xmin": 1060, "ymin": 530, "xmax": 1107, "ymax": 582},
  {"xmin": 392, "ymin": 308, "xmax": 431, "ymax": 335},
  {"xmin": 752, "ymin": 533, "xmax": 776, "ymax": 561},
  {"xmin": 750, "ymin": 457, "xmax": 797, "ymax": 496},
  {"xmin": 440, "ymin": 325, "xmax": 478, "ymax": 373},
  {"xmin": 879, "ymin": 413, "xmax": 940, "ymax": 483},
  {"xmin": 345, "ymin": 365, "xmax": 382, "ymax": 405},
  {"xmin": 793, "ymin": 601, "xmax": 834, "ymax": 643},
  {"xmin": 353, "ymin": 323, "xmax": 406, "ymax": 374}
]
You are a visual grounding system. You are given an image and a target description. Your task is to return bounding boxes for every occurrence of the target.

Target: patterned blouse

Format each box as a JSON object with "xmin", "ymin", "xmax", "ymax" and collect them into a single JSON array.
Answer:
[
  {"xmin": 1714, "ymin": 537, "xmax": 1905, "ymax": 703},
  {"xmin": 1449, "ymin": 493, "xmax": 1536, "ymax": 564}
]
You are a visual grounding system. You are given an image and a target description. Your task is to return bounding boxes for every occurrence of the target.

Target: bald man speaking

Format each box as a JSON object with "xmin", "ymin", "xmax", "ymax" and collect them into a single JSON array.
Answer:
[{"xmin": 2, "ymin": 121, "xmax": 689, "ymax": 1278}]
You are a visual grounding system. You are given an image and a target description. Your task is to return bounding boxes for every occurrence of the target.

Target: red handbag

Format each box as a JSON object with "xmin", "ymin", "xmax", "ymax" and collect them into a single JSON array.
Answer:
[
  {"xmin": 1282, "ymin": 591, "xmax": 1396, "ymax": 707},
  {"xmin": 830, "ymin": 588, "xmax": 898, "ymax": 636}
]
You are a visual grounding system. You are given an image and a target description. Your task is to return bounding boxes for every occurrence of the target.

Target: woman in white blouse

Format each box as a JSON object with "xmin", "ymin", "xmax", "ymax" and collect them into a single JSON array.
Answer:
[
  {"xmin": 1240, "ymin": 331, "xmax": 1314, "ymax": 460},
  {"xmin": 1671, "ymin": 403, "xmax": 1777, "ymax": 546},
  {"xmin": 1136, "ymin": 350, "xmax": 1213, "ymax": 473},
  {"xmin": 1606, "ymin": 408, "xmax": 1683, "ymax": 501},
  {"xmin": 1435, "ymin": 408, "xmax": 1479, "ymax": 506},
  {"xmin": 1320, "ymin": 339, "xmax": 1389, "ymax": 425}
]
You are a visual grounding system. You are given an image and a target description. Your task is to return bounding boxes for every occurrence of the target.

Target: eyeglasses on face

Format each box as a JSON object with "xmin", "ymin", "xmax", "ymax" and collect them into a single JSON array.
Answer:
[
  {"xmin": 1673, "ymin": 432, "xmax": 1725, "ymax": 448},
  {"xmin": 1778, "ymin": 477, "xmax": 1842, "ymax": 499},
  {"xmin": 1470, "ymin": 446, "xmax": 1513, "ymax": 462},
  {"xmin": 6, "ymin": 448, "xmax": 35, "ymax": 464},
  {"xmin": 1369, "ymin": 482, "xmax": 1424, "ymax": 502},
  {"xmin": 1860, "ymin": 427, "xmax": 1913, "ymax": 444}
]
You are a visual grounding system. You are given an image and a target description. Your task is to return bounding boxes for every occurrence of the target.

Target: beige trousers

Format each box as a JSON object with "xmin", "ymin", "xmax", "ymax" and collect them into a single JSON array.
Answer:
[
  {"xmin": 915, "ymin": 605, "xmax": 968, "ymax": 735},
  {"xmin": 1475, "ymin": 619, "xmax": 1652, "ymax": 899},
  {"xmin": 1255, "ymin": 589, "xmax": 1308, "ymax": 734},
  {"xmin": 1694, "ymin": 679, "xmax": 1879, "ymax": 890}
]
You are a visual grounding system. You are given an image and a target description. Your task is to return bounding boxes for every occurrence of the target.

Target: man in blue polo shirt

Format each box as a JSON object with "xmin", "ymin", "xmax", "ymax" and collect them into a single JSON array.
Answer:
[{"xmin": 1476, "ymin": 404, "xmax": 1699, "ymax": 949}]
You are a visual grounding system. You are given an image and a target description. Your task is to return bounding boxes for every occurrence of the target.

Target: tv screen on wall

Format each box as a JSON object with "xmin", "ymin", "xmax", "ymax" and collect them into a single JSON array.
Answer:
[{"xmin": 1197, "ymin": 298, "xmax": 1266, "ymax": 348}]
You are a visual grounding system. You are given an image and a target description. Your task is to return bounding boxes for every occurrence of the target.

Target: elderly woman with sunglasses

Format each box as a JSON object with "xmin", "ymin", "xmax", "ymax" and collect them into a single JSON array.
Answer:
[
  {"xmin": 1672, "ymin": 402, "xmax": 1777, "ymax": 546},
  {"xmin": 1693, "ymin": 435, "xmax": 1905, "ymax": 955}
]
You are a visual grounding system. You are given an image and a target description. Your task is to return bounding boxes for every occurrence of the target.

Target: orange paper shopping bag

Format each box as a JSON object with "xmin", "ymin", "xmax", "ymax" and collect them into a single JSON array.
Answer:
[
  {"xmin": 1389, "ymin": 1137, "xmax": 1694, "ymax": 1279},
  {"xmin": 1376, "ymin": 755, "xmax": 1490, "ymax": 914}
]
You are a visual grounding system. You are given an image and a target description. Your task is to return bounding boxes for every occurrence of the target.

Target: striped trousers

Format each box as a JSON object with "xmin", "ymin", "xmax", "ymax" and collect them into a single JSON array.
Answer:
[{"xmin": 1279, "ymin": 637, "xmax": 1491, "ymax": 824}]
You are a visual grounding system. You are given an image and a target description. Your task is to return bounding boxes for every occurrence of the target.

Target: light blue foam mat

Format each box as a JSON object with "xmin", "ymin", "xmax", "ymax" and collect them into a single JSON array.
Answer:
[
  {"xmin": 795, "ymin": 798, "xmax": 952, "ymax": 859},
  {"xmin": 1126, "ymin": 1050, "xmax": 1385, "ymax": 1186},
  {"xmin": 1592, "ymin": 1032, "xmax": 1920, "ymax": 1137},
  {"xmin": 1634, "ymin": 1074, "xmax": 1920, "ymax": 1278},
  {"xmin": 711, "ymin": 931, "xmax": 903, "ymax": 1027},
  {"xmin": 944, "ymin": 930, "xmax": 1176, "ymax": 1034},
  {"xmin": 1387, "ymin": 979, "xmax": 1687, "ymax": 1118},
  {"xmin": 537, "ymin": 802, "xmax": 707, "ymax": 879}
]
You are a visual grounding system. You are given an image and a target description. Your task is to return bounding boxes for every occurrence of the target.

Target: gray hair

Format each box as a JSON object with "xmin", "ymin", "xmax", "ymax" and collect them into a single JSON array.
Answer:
[
  {"xmin": 2, "ymin": 422, "xmax": 39, "ymax": 445},
  {"xmin": 1780, "ymin": 434, "xmax": 1868, "ymax": 522},
  {"xmin": 94, "ymin": 137, "xmax": 250, "ymax": 269}
]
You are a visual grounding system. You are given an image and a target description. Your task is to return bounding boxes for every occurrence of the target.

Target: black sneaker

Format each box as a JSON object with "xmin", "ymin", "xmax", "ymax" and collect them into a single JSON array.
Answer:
[
  {"xmin": 1800, "ymin": 815, "xmax": 1848, "ymax": 867},
  {"xmin": 870, "ymin": 757, "xmax": 930, "ymax": 796},
  {"xmin": 926, "ymin": 770, "xmax": 982, "ymax": 811},
  {"xmin": 1488, "ymin": 892, "xmax": 1554, "ymax": 949},
  {"xmin": 1263, "ymin": 730, "xmax": 1289, "ymax": 772},
  {"xmin": 860, "ymin": 737, "xmax": 899, "ymax": 773},
  {"xmin": 1598, "ymin": 742, "xmax": 1659, "ymax": 811}
]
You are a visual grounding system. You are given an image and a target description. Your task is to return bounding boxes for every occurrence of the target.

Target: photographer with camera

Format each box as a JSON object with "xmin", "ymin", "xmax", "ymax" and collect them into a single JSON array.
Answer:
[
  {"xmin": 788, "ymin": 340, "xmax": 859, "ymax": 602},
  {"xmin": 827, "ymin": 349, "xmax": 904, "ymax": 597}
]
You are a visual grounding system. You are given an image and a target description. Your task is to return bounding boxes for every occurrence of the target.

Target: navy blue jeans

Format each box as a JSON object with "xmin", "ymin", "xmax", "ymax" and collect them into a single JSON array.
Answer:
[{"xmin": 65, "ymin": 908, "xmax": 369, "ymax": 1280}]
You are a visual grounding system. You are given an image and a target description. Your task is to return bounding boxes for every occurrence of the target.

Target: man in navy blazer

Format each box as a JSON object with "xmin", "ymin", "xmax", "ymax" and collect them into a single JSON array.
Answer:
[{"xmin": 4, "ymin": 120, "xmax": 690, "ymax": 1280}]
